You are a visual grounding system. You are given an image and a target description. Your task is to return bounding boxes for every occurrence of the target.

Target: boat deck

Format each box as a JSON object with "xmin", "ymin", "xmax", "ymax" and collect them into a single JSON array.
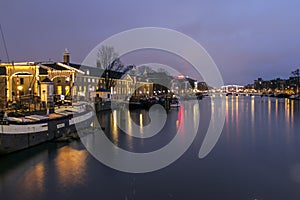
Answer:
[
  {"xmin": 2, "ymin": 103, "xmax": 90, "ymax": 124},
  {"xmin": 48, "ymin": 113, "xmax": 64, "ymax": 119}
]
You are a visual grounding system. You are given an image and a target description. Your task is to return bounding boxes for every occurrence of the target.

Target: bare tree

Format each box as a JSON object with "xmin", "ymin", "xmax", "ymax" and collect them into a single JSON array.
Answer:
[
  {"xmin": 96, "ymin": 45, "xmax": 133, "ymax": 91},
  {"xmin": 157, "ymin": 68, "xmax": 170, "ymax": 76},
  {"xmin": 97, "ymin": 46, "xmax": 118, "ymax": 69},
  {"xmin": 137, "ymin": 65, "xmax": 155, "ymax": 75}
]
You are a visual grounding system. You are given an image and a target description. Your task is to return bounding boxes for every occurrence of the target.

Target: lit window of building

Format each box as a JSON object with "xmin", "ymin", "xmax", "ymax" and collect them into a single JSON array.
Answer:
[{"xmin": 57, "ymin": 86, "xmax": 62, "ymax": 95}]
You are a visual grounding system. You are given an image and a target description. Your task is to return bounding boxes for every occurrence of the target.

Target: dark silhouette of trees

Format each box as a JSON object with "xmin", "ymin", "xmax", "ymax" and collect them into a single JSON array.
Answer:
[{"xmin": 96, "ymin": 46, "xmax": 132, "ymax": 90}]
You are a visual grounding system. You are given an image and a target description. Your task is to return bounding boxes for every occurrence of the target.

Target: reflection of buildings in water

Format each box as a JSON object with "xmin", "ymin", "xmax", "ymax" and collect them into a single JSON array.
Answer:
[
  {"xmin": 235, "ymin": 96, "xmax": 239, "ymax": 135},
  {"xmin": 275, "ymin": 99, "xmax": 278, "ymax": 121},
  {"xmin": 177, "ymin": 104, "xmax": 184, "ymax": 132},
  {"xmin": 111, "ymin": 110, "xmax": 118, "ymax": 145},
  {"xmin": 285, "ymin": 99, "xmax": 290, "ymax": 122},
  {"xmin": 291, "ymin": 100, "xmax": 294, "ymax": 125},
  {"xmin": 231, "ymin": 96, "xmax": 234, "ymax": 122},
  {"xmin": 225, "ymin": 96, "xmax": 229, "ymax": 141},
  {"xmin": 251, "ymin": 96, "xmax": 255, "ymax": 130},
  {"xmin": 0, "ymin": 147, "xmax": 50, "ymax": 198},
  {"xmin": 55, "ymin": 146, "xmax": 88, "ymax": 187},
  {"xmin": 193, "ymin": 103, "xmax": 198, "ymax": 130},
  {"xmin": 223, "ymin": 96, "xmax": 240, "ymax": 142},
  {"xmin": 284, "ymin": 98, "xmax": 294, "ymax": 145},
  {"xmin": 268, "ymin": 98, "xmax": 272, "ymax": 132},
  {"xmin": 176, "ymin": 104, "xmax": 184, "ymax": 130},
  {"xmin": 21, "ymin": 162, "xmax": 45, "ymax": 196},
  {"xmin": 127, "ymin": 110, "xmax": 132, "ymax": 136},
  {"xmin": 139, "ymin": 113, "xmax": 143, "ymax": 135}
]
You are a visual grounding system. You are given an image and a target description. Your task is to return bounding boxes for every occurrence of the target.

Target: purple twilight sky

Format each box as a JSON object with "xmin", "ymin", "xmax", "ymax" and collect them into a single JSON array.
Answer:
[{"xmin": 1, "ymin": 0, "xmax": 300, "ymax": 85}]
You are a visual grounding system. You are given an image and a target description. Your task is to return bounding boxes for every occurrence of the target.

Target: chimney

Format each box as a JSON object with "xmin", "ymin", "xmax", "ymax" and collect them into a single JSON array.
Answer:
[{"xmin": 63, "ymin": 48, "xmax": 70, "ymax": 63}]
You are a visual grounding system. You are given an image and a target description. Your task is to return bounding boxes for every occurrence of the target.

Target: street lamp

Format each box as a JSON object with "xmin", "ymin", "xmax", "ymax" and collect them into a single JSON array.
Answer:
[
  {"xmin": 17, "ymin": 85, "xmax": 23, "ymax": 100},
  {"xmin": 17, "ymin": 85, "xmax": 23, "ymax": 91}
]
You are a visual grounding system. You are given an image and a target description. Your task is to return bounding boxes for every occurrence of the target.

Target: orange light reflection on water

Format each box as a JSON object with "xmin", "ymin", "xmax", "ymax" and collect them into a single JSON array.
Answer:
[
  {"xmin": 225, "ymin": 96, "xmax": 229, "ymax": 142},
  {"xmin": 22, "ymin": 162, "xmax": 45, "ymax": 195},
  {"xmin": 235, "ymin": 96, "xmax": 239, "ymax": 137},
  {"xmin": 112, "ymin": 110, "xmax": 118, "ymax": 144},
  {"xmin": 55, "ymin": 146, "xmax": 88, "ymax": 187}
]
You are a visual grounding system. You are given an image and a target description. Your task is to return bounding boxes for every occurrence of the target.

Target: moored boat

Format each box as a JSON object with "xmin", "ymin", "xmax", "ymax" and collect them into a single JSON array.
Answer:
[
  {"xmin": 0, "ymin": 103, "xmax": 94, "ymax": 155},
  {"xmin": 289, "ymin": 94, "xmax": 300, "ymax": 100},
  {"xmin": 170, "ymin": 98, "xmax": 181, "ymax": 108}
]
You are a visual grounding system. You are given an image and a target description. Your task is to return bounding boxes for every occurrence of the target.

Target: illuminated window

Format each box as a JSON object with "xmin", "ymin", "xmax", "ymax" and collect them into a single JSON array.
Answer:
[
  {"xmin": 65, "ymin": 86, "xmax": 70, "ymax": 95},
  {"xmin": 57, "ymin": 86, "xmax": 62, "ymax": 95}
]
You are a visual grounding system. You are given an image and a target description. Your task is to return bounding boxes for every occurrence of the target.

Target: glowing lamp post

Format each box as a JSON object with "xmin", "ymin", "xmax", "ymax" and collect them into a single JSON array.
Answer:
[
  {"xmin": 17, "ymin": 85, "xmax": 23, "ymax": 91},
  {"xmin": 17, "ymin": 85, "xmax": 23, "ymax": 100}
]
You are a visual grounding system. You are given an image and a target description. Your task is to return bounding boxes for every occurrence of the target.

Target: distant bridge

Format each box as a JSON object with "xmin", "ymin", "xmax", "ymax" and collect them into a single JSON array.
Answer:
[{"xmin": 221, "ymin": 85, "xmax": 244, "ymax": 93}]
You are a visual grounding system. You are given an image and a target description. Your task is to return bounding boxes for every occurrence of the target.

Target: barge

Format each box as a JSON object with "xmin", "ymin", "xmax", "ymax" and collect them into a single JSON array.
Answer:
[{"xmin": 0, "ymin": 103, "xmax": 94, "ymax": 155}]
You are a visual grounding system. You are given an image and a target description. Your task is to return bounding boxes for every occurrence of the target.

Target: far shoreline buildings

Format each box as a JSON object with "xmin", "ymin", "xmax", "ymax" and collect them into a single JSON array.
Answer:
[
  {"xmin": 245, "ymin": 75, "xmax": 300, "ymax": 95},
  {"xmin": 0, "ymin": 50, "xmax": 204, "ymax": 110}
]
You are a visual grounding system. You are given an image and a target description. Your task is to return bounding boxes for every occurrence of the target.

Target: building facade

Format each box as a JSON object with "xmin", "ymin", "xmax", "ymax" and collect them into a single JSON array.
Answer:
[
  {"xmin": 0, "ymin": 55, "xmax": 154, "ymax": 107},
  {"xmin": 0, "ymin": 51, "xmax": 205, "ymax": 109}
]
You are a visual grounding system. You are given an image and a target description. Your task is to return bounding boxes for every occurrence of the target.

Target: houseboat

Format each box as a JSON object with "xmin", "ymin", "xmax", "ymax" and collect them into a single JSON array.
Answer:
[{"xmin": 0, "ymin": 103, "xmax": 94, "ymax": 155}]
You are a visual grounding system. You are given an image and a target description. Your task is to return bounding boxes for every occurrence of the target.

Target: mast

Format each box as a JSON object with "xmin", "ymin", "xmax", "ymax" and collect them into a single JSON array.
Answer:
[
  {"xmin": 0, "ymin": 24, "xmax": 10, "ymax": 62},
  {"xmin": 0, "ymin": 24, "xmax": 9, "ymax": 112}
]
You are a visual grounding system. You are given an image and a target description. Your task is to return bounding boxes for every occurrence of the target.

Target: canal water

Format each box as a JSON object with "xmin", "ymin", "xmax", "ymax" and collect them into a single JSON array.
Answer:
[{"xmin": 0, "ymin": 96, "xmax": 300, "ymax": 200}]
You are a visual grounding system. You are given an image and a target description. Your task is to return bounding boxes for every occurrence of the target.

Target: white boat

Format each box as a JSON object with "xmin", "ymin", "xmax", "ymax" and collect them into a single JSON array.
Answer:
[{"xmin": 0, "ymin": 103, "xmax": 94, "ymax": 155}]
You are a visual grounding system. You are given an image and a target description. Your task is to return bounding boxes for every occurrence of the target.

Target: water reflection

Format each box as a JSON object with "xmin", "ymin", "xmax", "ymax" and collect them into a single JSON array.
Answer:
[
  {"xmin": 268, "ymin": 98, "xmax": 271, "ymax": 126},
  {"xmin": 251, "ymin": 96, "xmax": 255, "ymax": 130},
  {"xmin": 139, "ymin": 113, "xmax": 143, "ymax": 134},
  {"xmin": 275, "ymin": 98, "xmax": 278, "ymax": 121},
  {"xmin": 1, "ymin": 97, "xmax": 300, "ymax": 199},
  {"xmin": 225, "ymin": 96, "xmax": 229, "ymax": 142},
  {"xmin": 21, "ymin": 162, "xmax": 45, "ymax": 196},
  {"xmin": 193, "ymin": 103, "xmax": 198, "ymax": 130},
  {"xmin": 235, "ymin": 96, "xmax": 239, "ymax": 136},
  {"xmin": 107, "ymin": 102, "xmax": 197, "ymax": 149},
  {"xmin": 223, "ymin": 96, "xmax": 299, "ymax": 149},
  {"xmin": 285, "ymin": 98, "xmax": 290, "ymax": 125},
  {"xmin": 291, "ymin": 100, "xmax": 294, "ymax": 122},
  {"xmin": 112, "ymin": 110, "xmax": 118, "ymax": 145},
  {"xmin": 55, "ymin": 146, "xmax": 88, "ymax": 187}
]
